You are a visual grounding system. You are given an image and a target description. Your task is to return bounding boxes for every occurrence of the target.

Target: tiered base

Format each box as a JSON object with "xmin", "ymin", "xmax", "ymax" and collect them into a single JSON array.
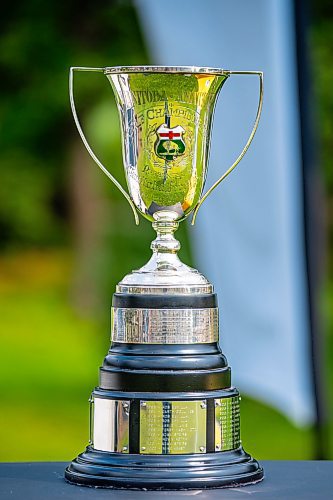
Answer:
[
  {"xmin": 65, "ymin": 446, "xmax": 263, "ymax": 490},
  {"xmin": 65, "ymin": 291, "xmax": 263, "ymax": 490}
]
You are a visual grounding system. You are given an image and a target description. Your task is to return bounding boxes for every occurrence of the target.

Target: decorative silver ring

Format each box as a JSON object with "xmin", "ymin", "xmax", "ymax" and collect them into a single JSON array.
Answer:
[{"xmin": 111, "ymin": 307, "xmax": 219, "ymax": 344}]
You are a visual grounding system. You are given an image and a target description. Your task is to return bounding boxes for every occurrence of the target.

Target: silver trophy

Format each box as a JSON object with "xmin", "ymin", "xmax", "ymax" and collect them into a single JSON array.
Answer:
[{"xmin": 65, "ymin": 66, "xmax": 264, "ymax": 490}]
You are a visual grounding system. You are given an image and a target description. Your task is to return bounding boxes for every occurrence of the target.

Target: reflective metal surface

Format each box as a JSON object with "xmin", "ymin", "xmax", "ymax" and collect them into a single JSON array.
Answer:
[
  {"xmin": 111, "ymin": 307, "xmax": 218, "ymax": 344},
  {"xmin": 116, "ymin": 284, "xmax": 213, "ymax": 295},
  {"xmin": 88, "ymin": 396, "xmax": 94, "ymax": 445},
  {"xmin": 214, "ymin": 396, "xmax": 241, "ymax": 451},
  {"xmin": 117, "ymin": 216, "xmax": 213, "ymax": 291},
  {"xmin": 139, "ymin": 400, "xmax": 207, "ymax": 454},
  {"xmin": 107, "ymin": 70, "xmax": 227, "ymax": 222},
  {"xmin": 104, "ymin": 66, "xmax": 230, "ymax": 75},
  {"xmin": 69, "ymin": 66, "xmax": 263, "ymax": 226},
  {"xmin": 69, "ymin": 67, "xmax": 139, "ymax": 225},
  {"xmin": 69, "ymin": 66, "xmax": 263, "ymax": 291},
  {"xmin": 92, "ymin": 398, "xmax": 130, "ymax": 453}
]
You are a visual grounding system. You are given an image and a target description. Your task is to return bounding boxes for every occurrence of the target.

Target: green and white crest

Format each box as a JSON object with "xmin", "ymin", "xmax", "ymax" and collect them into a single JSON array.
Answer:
[{"xmin": 155, "ymin": 123, "xmax": 186, "ymax": 161}]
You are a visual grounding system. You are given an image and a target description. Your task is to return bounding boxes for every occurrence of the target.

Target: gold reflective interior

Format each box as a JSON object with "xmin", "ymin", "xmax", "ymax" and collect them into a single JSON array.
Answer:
[{"xmin": 107, "ymin": 72, "xmax": 228, "ymax": 221}]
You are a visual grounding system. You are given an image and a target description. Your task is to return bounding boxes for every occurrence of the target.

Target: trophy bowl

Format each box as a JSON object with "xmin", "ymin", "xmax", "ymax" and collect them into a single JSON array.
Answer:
[
  {"xmin": 65, "ymin": 65, "xmax": 264, "ymax": 490},
  {"xmin": 106, "ymin": 67, "xmax": 230, "ymax": 222}
]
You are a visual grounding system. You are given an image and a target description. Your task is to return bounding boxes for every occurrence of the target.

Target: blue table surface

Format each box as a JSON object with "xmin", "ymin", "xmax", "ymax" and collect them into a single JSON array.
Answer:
[{"xmin": 0, "ymin": 461, "xmax": 331, "ymax": 500}]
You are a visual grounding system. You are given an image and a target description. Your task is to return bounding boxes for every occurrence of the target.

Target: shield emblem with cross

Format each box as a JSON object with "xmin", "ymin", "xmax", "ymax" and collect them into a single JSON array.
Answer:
[{"xmin": 155, "ymin": 124, "xmax": 186, "ymax": 161}]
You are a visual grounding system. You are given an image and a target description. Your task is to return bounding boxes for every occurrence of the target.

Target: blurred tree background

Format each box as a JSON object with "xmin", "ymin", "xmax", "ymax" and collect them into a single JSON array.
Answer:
[
  {"xmin": 311, "ymin": 0, "xmax": 333, "ymax": 458},
  {"xmin": 0, "ymin": 0, "xmax": 332, "ymax": 461}
]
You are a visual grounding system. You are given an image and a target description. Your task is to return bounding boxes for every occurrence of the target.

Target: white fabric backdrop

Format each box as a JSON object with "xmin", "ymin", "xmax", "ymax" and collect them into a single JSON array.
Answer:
[{"xmin": 136, "ymin": 0, "xmax": 315, "ymax": 426}]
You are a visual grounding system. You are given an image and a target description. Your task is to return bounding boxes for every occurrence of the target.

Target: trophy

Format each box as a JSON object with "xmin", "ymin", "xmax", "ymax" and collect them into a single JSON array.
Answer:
[{"xmin": 65, "ymin": 66, "xmax": 264, "ymax": 490}]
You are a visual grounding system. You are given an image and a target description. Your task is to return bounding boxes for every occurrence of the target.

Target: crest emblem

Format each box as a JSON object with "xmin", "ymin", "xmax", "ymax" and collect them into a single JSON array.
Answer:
[{"xmin": 155, "ymin": 115, "xmax": 185, "ymax": 161}]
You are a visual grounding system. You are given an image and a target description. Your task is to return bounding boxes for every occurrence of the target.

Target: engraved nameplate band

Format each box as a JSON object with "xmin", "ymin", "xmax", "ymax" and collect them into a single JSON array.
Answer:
[
  {"xmin": 91, "ymin": 396, "xmax": 240, "ymax": 455},
  {"xmin": 111, "ymin": 307, "xmax": 219, "ymax": 344}
]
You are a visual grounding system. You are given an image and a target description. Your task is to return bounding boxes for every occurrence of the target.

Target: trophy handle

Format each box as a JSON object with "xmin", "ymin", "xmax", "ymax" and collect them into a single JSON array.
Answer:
[
  {"xmin": 69, "ymin": 67, "xmax": 140, "ymax": 225},
  {"xmin": 191, "ymin": 71, "xmax": 264, "ymax": 225}
]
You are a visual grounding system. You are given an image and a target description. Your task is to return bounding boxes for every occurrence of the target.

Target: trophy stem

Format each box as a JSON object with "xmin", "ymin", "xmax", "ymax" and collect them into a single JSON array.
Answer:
[
  {"xmin": 151, "ymin": 219, "xmax": 180, "ymax": 255},
  {"xmin": 114, "ymin": 211, "xmax": 212, "ymax": 292}
]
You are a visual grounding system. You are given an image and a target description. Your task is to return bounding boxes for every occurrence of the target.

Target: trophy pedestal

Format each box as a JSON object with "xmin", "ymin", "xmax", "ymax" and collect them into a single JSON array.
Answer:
[
  {"xmin": 65, "ymin": 291, "xmax": 263, "ymax": 490},
  {"xmin": 65, "ymin": 446, "xmax": 262, "ymax": 490}
]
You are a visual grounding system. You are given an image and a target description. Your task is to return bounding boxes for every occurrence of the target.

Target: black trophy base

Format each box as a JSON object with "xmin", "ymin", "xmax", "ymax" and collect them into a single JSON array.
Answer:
[{"xmin": 65, "ymin": 446, "xmax": 264, "ymax": 490}]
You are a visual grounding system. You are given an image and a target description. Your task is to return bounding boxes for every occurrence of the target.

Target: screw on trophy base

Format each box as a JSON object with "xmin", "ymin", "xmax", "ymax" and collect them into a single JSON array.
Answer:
[{"xmin": 65, "ymin": 66, "xmax": 264, "ymax": 490}]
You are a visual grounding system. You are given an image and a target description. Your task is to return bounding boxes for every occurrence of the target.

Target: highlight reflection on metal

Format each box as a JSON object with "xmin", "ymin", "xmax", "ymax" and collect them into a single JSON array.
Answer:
[
  {"xmin": 116, "ymin": 283, "xmax": 213, "ymax": 295},
  {"xmin": 88, "ymin": 396, "xmax": 94, "ymax": 445},
  {"xmin": 92, "ymin": 398, "xmax": 130, "ymax": 453},
  {"xmin": 111, "ymin": 307, "xmax": 218, "ymax": 344},
  {"xmin": 69, "ymin": 66, "xmax": 263, "ymax": 225},
  {"xmin": 214, "ymin": 396, "xmax": 241, "ymax": 451},
  {"xmin": 139, "ymin": 400, "xmax": 207, "ymax": 454}
]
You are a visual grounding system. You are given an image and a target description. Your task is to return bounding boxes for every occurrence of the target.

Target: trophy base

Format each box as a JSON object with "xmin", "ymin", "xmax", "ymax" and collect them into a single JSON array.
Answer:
[{"xmin": 65, "ymin": 446, "xmax": 263, "ymax": 490}]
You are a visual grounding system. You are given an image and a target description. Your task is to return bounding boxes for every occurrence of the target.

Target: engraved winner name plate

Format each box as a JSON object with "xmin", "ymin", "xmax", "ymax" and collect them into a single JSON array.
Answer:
[
  {"xmin": 215, "ymin": 396, "xmax": 241, "ymax": 451},
  {"xmin": 139, "ymin": 400, "xmax": 207, "ymax": 454}
]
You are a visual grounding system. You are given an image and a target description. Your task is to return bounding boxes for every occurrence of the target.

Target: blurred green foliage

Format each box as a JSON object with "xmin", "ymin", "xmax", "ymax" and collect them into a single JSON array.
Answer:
[
  {"xmin": 0, "ymin": 0, "xmax": 332, "ymax": 462},
  {"xmin": 311, "ymin": 0, "xmax": 333, "ymax": 251},
  {"xmin": 0, "ymin": 0, "xmax": 147, "ymax": 247}
]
